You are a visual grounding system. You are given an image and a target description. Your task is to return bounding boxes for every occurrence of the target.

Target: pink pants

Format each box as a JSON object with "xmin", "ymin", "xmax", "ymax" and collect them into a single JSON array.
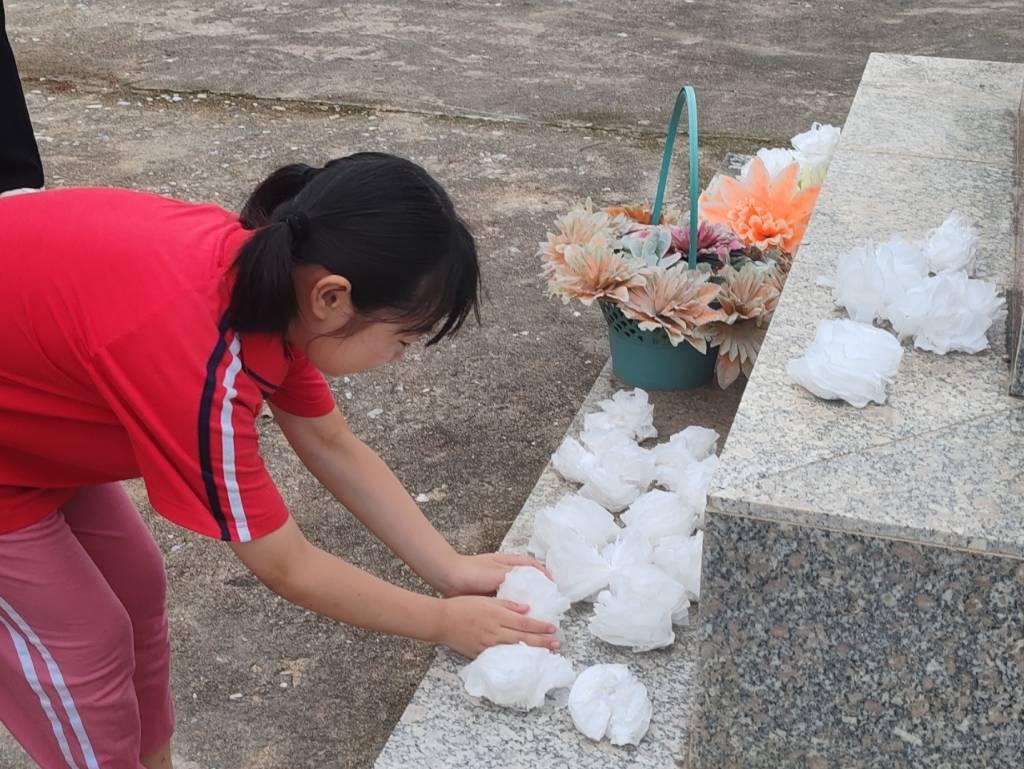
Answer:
[{"xmin": 0, "ymin": 484, "xmax": 174, "ymax": 768}]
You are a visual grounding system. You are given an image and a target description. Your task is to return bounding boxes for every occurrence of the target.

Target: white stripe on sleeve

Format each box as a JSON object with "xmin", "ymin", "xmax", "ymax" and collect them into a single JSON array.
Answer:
[{"xmin": 220, "ymin": 335, "xmax": 252, "ymax": 542}]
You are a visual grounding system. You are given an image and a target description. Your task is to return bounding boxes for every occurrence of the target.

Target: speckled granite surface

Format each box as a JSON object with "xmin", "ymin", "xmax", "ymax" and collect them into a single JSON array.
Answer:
[
  {"xmin": 698, "ymin": 54, "xmax": 1024, "ymax": 769},
  {"xmin": 1010, "ymin": 79, "xmax": 1023, "ymax": 397},
  {"xmin": 375, "ymin": 363, "xmax": 744, "ymax": 769},
  {"xmin": 694, "ymin": 514, "xmax": 1024, "ymax": 769}
]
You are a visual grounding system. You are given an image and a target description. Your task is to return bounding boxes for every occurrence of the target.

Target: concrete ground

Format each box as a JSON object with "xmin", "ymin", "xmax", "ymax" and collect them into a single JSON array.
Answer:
[{"xmin": 2, "ymin": 1, "xmax": 1021, "ymax": 767}]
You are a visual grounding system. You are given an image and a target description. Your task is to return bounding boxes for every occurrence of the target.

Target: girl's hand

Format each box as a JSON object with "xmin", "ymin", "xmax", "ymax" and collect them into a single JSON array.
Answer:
[
  {"xmin": 441, "ymin": 552, "xmax": 551, "ymax": 597},
  {"xmin": 437, "ymin": 596, "xmax": 559, "ymax": 658}
]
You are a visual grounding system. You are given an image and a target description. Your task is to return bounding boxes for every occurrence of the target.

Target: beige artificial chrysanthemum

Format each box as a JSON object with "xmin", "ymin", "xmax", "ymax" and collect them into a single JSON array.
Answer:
[
  {"xmin": 550, "ymin": 238, "xmax": 644, "ymax": 305},
  {"xmin": 708, "ymin": 264, "xmax": 783, "ymax": 388},
  {"xmin": 709, "ymin": 319, "xmax": 767, "ymax": 389},
  {"xmin": 621, "ymin": 268, "xmax": 723, "ymax": 351},
  {"xmin": 539, "ymin": 201, "xmax": 613, "ymax": 275},
  {"xmin": 716, "ymin": 263, "xmax": 782, "ymax": 323}
]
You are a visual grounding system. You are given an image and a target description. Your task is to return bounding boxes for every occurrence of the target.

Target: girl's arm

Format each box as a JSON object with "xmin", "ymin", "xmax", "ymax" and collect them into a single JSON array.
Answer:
[
  {"xmin": 270, "ymin": 405, "xmax": 542, "ymax": 596},
  {"xmin": 229, "ymin": 517, "xmax": 557, "ymax": 658}
]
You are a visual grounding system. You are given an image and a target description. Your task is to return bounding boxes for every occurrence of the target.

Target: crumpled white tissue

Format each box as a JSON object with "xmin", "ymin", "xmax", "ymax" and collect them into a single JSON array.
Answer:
[
  {"xmin": 579, "ymin": 426, "xmax": 634, "ymax": 455},
  {"xmin": 459, "ymin": 643, "xmax": 576, "ymax": 711},
  {"xmin": 922, "ymin": 211, "xmax": 978, "ymax": 275},
  {"xmin": 663, "ymin": 455, "xmax": 718, "ymax": 529},
  {"xmin": 587, "ymin": 388, "xmax": 658, "ymax": 441},
  {"xmin": 551, "ymin": 436, "xmax": 596, "ymax": 485},
  {"xmin": 672, "ymin": 426, "xmax": 718, "ymax": 461},
  {"xmin": 652, "ymin": 531, "xmax": 703, "ymax": 601},
  {"xmin": 888, "ymin": 271, "xmax": 1006, "ymax": 354},
  {"xmin": 546, "ymin": 536, "xmax": 612, "ymax": 603},
  {"xmin": 528, "ymin": 494, "xmax": 620, "ymax": 560},
  {"xmin": 651, "ymin": 426, "xmax": 718, "ymax": 490},
  {"xmin": 601, "ymin": 528, "xmax": 654, "ymax": 574},
  {"xmin": 590, "ymin": 589, "xmax": 674, "ymax": 651},
  {"xmin": 578, "ymin": 442, "xmax": 656, "ymax": 513},
  {"xmin": 613, "ymin": 563, "xmax": 690, "ymax": 626},
  {"xmin": 496, "ymin": 567, "xmax": 571, "ymax": 630},
  {"xmin": 786, "ymin": 319, "xmax": 904, "ymax": 408},
  {"xmin": 828, "ymin": 238, "xmax": 928, "ymax": 324},
  {"xmin": 568, "ymin": 664, "xmax": 652, "ymax": 746},
  {"xmin": 589, "ymin": 564, "xmax": 687, "ymax": 650},
  {"xmin": 621, "ymin": 489, "xmax": 699, "ymax": 545}
]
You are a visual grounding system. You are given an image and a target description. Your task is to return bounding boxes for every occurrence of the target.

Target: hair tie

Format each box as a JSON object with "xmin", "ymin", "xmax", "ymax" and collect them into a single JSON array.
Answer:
[{"xmin": 284, "ymin": 211, "xmax": 311, "ymax": 242}]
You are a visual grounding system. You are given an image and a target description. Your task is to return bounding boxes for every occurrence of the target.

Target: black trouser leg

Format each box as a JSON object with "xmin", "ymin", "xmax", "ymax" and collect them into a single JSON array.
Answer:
[{"xmin": 0, "ymin": 0, "xmax": 43, "ymax": 192}]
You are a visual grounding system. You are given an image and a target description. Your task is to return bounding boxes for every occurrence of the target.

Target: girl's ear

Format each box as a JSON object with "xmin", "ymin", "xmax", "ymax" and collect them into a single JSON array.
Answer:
[{"xmin": 310, "ymin": 273, "xmax": 354, "ymax": 325}]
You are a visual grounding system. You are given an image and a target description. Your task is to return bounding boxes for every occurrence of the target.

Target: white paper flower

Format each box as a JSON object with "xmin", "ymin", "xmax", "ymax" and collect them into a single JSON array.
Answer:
[
  {"xmin": 551, "ymin": 436, "xmax": 596, "ymax": 485},
  {"xmin": 546, "ymin": 535, "xmax": 611, "ymax": 602},
  {"xmin": 459, "ymin": 644, "xmax": 576, "ymax": 711},
  {"xmin": 829, "ymin": 238, "xmax": 928, "ymax": 324},
  {"xmin": 589, "ymin": 388, "xmax": 658, "ymax": 441},
  {"xmin": 528, "ymin": 494, "xmax": 620, "ymax": 559},
  {"xmin": 588, "ymin": 563, "xmax": 687, "ymax": 651},
  {"xmin": 579, "ymin": 425, "xmax": 634, "ymax": 455},
  {"xmin": 888, "ymin": 271, "xmax": 1005, "ymax": 354},
  {"xmin": 620, "ymin": 489, "xmax": 699, "ymax": 545},
  {"xmin": 496, "ymin": 567, "xmax": 571, "ymax": 631},
  {"xmin": 786, "ymin": 319, "xmax": 904, "ymax": 408},
  {"xmin": 601, "ymin": 527, "xmax": 654, "ymax": 573},
  {"xmin": 652, "ymin": 531, "xmax": 703, "ymax": 601},
  {"xmin": 569, "ymin": 664, "xmax": 652, "ymax": 747},
  {"xmin": 922, "ymin": 211, "xmax": 979, "ymax": 275},
  {"xmin": 578, "ymin": 442, "xmax": 656, "ymax": 513}
]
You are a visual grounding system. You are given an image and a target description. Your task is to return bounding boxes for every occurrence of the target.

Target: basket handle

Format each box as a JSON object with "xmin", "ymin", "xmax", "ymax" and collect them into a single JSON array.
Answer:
[{"xmin": 650, "ymin": 85, "xmax": 699, "ymax": 270}]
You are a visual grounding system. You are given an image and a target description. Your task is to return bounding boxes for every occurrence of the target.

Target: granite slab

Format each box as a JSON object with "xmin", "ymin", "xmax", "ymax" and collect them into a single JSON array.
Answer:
[
  {"xmin": 696, "ymin": 53, "xmax": 1024, "ymax": 769},
  {"xmin": 694, "ymin": 512, "xmax": 1024, "ymax": 769},
  {"xmin": 1009, "ymin": 80, "xmax": 1024, "ymax": 397},
  {"xmin": 710, "ymin": 54, "xmax": 1024, "ymax": 558},
  {"xmin": 374, "ymin": 363, "xmax": 744, "ymax": 769}
]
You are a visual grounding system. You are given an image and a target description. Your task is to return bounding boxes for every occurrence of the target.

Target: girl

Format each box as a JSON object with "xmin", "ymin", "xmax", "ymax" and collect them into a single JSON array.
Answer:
[
  {"xmin": 0, "ymin": 0, "xmax": 45, "ymax": 194},
  {"xmin": 0, "ymin": 153, "xmax": 558, "ymax": 769}
]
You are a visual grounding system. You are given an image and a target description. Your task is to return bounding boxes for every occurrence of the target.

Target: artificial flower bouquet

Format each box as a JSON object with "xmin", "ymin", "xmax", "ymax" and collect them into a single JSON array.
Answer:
[{"xmin": 540, "ymin": 123, "xmax": 842, "ymax": 388}]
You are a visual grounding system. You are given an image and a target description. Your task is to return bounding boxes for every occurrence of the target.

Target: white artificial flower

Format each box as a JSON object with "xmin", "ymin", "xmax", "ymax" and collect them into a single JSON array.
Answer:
[
  {"xmin": 740, "ymin": 147, "xmax": 798, "ymax": 181},
  {"xmin": 888, "ymin": 271, "xmax": 1005, "ymax": 354},
  {"xmin": 828, "ymin": 237, "xmax": 929, "ymax": 324},
  {"xmin": 786, "ymin": 319, "xmax": 904, "ymax": 408},
  {"xmin": 922, "ymin": 211, "xmax": 979, "ymax": 275},
  {"xmin": 791, "ymin": 122, "xmax": 842, "ymax": 169}
]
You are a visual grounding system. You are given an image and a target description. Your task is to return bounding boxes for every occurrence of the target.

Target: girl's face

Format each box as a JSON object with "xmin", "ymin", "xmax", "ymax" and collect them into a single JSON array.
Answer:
[{"xmin": 287, "ymin": 266, "xmax": 422, "ymax": 377}]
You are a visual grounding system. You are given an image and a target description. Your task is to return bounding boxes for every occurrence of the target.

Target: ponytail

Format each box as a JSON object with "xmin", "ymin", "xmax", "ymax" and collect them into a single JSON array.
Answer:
[
  {"xmin": 227, "ymin": 153, "xmax": 481, "ymax": 344},
  {"xmin": 239, "ymin": 163, "xmax": 321, "ymax": 229},
  {"xmin": 228, "ymin": 221, "xmax": 299, "ymax": 335},
  {"xmin": 229, "ymin": 163, "xmax": 322, "ymax": 333}
]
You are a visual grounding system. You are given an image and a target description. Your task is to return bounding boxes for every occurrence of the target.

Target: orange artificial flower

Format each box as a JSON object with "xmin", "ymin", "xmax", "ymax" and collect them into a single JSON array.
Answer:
[
  {"xmin": 699, "ymin": 159, "xmax": 820, "ymax": 254},
  {"xmin": 604, "ymin": 205, "xmax": 657, "ymax": 224}
]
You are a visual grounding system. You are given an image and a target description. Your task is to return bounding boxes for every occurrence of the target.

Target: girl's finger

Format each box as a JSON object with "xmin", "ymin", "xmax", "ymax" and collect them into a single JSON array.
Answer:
[
  {"xmin": 496, "ymin": 554, "xmax": 553, "ymax": 580},
  {"xmin": 502, "ymin": 630, "xmax": 560, "ymax": 651},
  {"xmin": 509, "ymin": 615, "xmax": 556, "ymax": 636},
  {"xmin": 498, "ymin": 600, "xmax": 529, "ymax": 614}
]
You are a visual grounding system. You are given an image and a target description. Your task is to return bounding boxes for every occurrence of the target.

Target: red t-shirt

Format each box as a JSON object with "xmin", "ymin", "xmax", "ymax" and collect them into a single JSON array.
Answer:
[{"xmin": 0, "ymin": 188, "xmax": 337, "ymax": 541}]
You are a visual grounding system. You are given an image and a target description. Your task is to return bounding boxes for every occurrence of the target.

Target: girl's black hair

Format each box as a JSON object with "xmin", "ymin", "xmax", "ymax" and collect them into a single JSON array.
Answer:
[{"xmin": 230, "ymin": 152, "xmax": 481, "ymax": 346}]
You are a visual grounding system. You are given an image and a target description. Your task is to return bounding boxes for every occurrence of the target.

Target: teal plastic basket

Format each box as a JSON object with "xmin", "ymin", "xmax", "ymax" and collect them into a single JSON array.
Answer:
[
  {"xmin": 601, "ymin": 303, "xmax": 715, "ymax": 390},
  {"xmin": 604, "ymin": 85, "xmax": 717, "ymax": 390}
]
